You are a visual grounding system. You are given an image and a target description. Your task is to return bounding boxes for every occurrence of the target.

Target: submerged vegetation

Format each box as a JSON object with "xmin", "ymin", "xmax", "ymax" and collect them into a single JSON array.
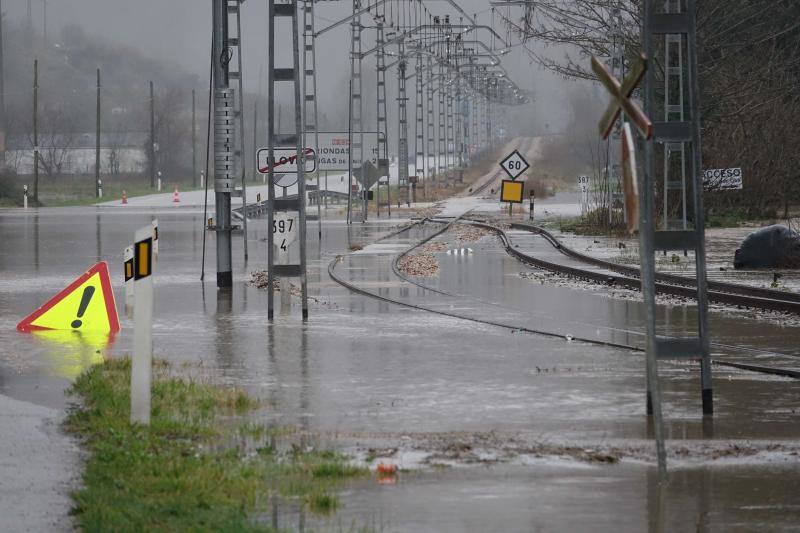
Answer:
[{"xmin": 65, "ymin": 358, "xmax": 367, "ymax": 531}]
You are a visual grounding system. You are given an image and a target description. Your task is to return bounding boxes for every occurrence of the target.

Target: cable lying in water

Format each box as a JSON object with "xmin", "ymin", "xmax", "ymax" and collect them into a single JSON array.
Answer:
[{"xmin": 328, "ymin": 220, "xmax": 800, "ymax": 380}]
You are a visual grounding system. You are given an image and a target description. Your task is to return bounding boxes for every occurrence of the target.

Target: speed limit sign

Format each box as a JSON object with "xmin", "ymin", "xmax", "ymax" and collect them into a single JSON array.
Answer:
[
  {"xmin": 272, "ymin": 211, "xmax": 299, "ymax": 258},
  {"xmin": 499, "ymin": 149, "xmax": 530, "ymax": 180}
]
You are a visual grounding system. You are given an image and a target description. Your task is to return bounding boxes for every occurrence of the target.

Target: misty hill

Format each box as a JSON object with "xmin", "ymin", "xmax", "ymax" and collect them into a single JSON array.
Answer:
[{"xmin": 3, "ymin": 21, "xmax": 201, "ymax": 135}]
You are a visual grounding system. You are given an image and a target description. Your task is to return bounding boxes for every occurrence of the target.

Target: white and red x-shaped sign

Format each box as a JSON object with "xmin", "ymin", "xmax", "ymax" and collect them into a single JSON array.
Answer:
[{"xmin": 592, "ymin": 53, "xmax": 652, "ymax": 140}]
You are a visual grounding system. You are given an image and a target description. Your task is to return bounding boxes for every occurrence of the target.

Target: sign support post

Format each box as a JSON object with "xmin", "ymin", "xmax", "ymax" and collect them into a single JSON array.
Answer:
[{"xmin": 529, "ymin": 190, "xmax": 534, "ymax": 221}]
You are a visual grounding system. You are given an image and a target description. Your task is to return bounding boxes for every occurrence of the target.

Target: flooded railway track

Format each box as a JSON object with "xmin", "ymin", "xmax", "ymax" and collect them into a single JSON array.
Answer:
[
  {"xmin": 469, "ymin": 137, "xmax": 534, "ymax": 197},
  {"xmin": 328, "ymin": 219, "xmax": 800, "ymax": 380},
  {"xmin": 495, "ymin": 222, "xmax": 800, "ymax": 315}
]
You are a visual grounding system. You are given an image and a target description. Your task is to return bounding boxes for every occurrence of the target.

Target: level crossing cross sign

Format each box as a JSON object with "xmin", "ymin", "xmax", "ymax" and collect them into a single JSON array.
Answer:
[
  {"xmin": 592, "ymin": 53, "xmax": 652, "ymax": 140},
  {"xmin": 499, "ymin": 149, "xmax": 529, "ymax": 180}
]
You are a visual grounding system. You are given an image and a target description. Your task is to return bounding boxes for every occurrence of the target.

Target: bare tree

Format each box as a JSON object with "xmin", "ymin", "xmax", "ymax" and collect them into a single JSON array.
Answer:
[{"xmin": 497, "ymin": 0, "xmax": 800, "ymax": 218}]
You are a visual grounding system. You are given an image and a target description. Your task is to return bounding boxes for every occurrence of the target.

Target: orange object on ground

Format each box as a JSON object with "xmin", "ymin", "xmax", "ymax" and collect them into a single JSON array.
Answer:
[
  {"xmin": 121, "ymin": 190, "xmax": 127, "ymax": 204},
  {"xmin": 377, "ymin": 463, "xmax": 397, "ymax": 476},
  {"xmin": 172, "ymin": 186, "xmax": 180, "ymax": 203}
]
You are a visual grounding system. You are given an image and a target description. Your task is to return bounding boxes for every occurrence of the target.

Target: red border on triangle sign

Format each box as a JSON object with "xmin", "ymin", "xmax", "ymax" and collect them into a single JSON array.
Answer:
[{"xmin": 16, "ymin": 261, "xmax": 120, "ymax": 334}]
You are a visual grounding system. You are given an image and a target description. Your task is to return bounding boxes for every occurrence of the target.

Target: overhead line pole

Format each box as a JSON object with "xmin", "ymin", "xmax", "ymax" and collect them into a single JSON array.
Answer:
[
  {"xmin": 95, "ymin": 68, "xmax": 101, "ymax": 198},
  {"xmin": 0, "ymin": 0, "xmax": 6, "ymax": 168},
  {"xmin": 212, "ymin": 0, "xmax": 233, "ymax": 288},
  {"xmin": 32, "ymin": 59, "xmax": 38, "ymax": 204},
  {"xmin": 149, "ymin": 81, "xmax": 155, "ymax": 188}
]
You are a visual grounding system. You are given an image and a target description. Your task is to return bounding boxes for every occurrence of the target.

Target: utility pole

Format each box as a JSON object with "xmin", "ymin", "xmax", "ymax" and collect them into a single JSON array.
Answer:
[
  {"xmin": 32, "ymin": 59, "xmax": 38, "ymax": 204},
  {"xmin": 252, "ymin": 100, "xmax": 257, "ymax": 183},
  {"xmin": 0, "ymin": 0, "xmax": 6, "ymax": 167},
  {"xmin": 95, "ymin": 68, "xmax": 101, "ymax": 198},
  {"xmin": 25, "ymin": 0, "xmax": 32, "ymax": 47},
  {"xmin": 41, "ymin": 0, "xmax": 47, "ymax": 49},
  {"xmin": 149, "ymin": 81, "xmax": 155, "ymax": 188},
  {"xmin": 192, "ymin": 89, "xmax": 197, "ymax": 188},
  {"xmin": 212, "ymin": 0, "xmax": 233, "ymax": 288}
]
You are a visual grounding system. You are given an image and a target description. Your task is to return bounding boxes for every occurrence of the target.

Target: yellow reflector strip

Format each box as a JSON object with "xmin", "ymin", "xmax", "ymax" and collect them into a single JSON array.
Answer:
[{"xmin": 136, "ymin": 241, "xmax": 151, "ymax": 278}]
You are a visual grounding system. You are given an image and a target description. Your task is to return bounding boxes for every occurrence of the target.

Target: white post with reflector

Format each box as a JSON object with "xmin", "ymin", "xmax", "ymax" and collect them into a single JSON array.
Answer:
[
  {"xmin": 123, "ymin": 245, "xmax": 134, "ymax": 315},
  {"xmin": 131, "ymin": 225, "xmax": 154, "ymax": 425},
  {"xmin": 151, "ymin": 218, "xmax": 159, "ymax": 275}
]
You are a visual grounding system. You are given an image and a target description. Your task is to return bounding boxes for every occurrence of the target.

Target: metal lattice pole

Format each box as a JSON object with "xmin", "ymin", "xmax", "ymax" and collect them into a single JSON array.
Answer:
[
  {"xmin": 437, "ymin": 61, "xmax": 446, "ymax": 178},
  {"xmin": 397, "ymin": 57, "xmax": 409, "ymax": 205},
  {"xmin": 642, "ymin": 0, "xmax": 711, "ymax": 479},
  {"xmin": 662, "ymin": 0, "xmax": 688, "ymax": 232},
  {"xmin": 426, "ymin": 55, "xmax": 437, "ymax": 187},
  {"xmin": 228, "ymin": 0, "xmax": 248, "ymax": 262},
  {"xmin": 376, "ymin": 17, "xmax": 390, "ymax": 216},
  {"xmin": 303, "ymin": 0, "xmax": 322, "ymax": 237},
  {"xmin": 446, "ymin": 87, "xmax": 454, "ymax": 172},
  {"xmin": 348, "ymin": 0, "xmax": 365, "ymax": 223},
  {"xmin": 267, "ymin": 0, "xmax": 308, "ymax": 320},
  {"xmin": 414, "ymin": 52, "xmax": 425, "ymax": 199},
  {"xmin": 608, "ymin": 5, "xmax": 624, "ymax": 226},
  {"xmin": 471, "ymin": 91, "xmax": 478, "ymax": 162},
  {"xmin": 485, "ymin": 78, "xmax": 490, "ymax": 150}
]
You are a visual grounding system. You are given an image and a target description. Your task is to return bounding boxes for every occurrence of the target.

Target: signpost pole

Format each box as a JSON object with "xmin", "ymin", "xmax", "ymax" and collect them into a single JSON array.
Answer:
[{"xmin": 529, "ymin": 190, "xmax": 534, "ymax": 221}]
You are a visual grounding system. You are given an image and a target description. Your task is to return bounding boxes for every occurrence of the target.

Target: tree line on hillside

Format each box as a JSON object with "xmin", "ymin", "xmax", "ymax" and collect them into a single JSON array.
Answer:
[
  {"xmin": 504, "ymin": 0, "xmax": 800, "ymax": 219},
  {"xmin": 0, "ymin": 21, "xmax": 336, "ymax": 187}
]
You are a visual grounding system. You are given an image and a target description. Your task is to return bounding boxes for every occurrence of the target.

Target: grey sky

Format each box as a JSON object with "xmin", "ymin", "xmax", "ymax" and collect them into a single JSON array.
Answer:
[{"xmin": 6, "ymin": 0, "xmax": 594, "ymax": 133}]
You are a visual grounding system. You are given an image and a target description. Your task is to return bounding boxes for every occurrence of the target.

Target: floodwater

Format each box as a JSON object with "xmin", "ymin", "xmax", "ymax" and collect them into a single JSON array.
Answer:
[{"xmin": 1, "ymin": 201, "xmax": 799, "ymax": 531}]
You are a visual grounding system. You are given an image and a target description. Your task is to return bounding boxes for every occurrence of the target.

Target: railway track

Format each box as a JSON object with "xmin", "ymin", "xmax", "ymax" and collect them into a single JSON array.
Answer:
[
  {"xmin": 469, "ymin": 137, "xmax": 534, "ymax": 197},
  {"xmin": 493, "ymin": 221, "xmax": 800, "ymax": 315},
  {"xmin": 328, "ymin": 219, "xmax": 800, "ymax": 380}
]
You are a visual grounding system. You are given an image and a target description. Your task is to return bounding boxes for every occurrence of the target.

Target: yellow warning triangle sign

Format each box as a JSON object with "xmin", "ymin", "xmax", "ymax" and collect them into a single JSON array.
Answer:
[{"xmin": 17, "ymin": 262, "xmax": 120, "ymax": 334}]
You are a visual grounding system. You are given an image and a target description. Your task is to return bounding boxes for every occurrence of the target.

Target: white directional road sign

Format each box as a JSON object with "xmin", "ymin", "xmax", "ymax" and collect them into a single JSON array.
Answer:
[
  {"xmin": 316, "ymin": 131, "xmax": 382, "ymax": 172},
  {"xmin": 499, "ymin": 149, "xmax": 529, "ymax": 180},
  {"xmin": 272, "ymin": 211, "xmax": 299, "ymax": 260},
  {"xmin": 257, "ymin": 147, "xmax": 316, "ymax": 174},
  {"xmin": 703, "ymin": 167, "xmax": 742, "ymax": 190}
]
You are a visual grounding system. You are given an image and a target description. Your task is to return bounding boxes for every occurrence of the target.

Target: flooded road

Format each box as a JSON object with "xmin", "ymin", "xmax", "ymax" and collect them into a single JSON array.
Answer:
[{"xmin": 1, "ymin": 202, "xmax": 799, "ymax": 530}]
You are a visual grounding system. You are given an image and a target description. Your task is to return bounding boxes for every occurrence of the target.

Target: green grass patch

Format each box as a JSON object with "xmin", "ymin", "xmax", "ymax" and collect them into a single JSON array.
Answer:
[
  {"xmin": 0, "ymin": 174, "xmax": 210, "ymax": 207},
  {"xmin": 65, "ymin": 358, "xmax": 368, "ymax": 531}
]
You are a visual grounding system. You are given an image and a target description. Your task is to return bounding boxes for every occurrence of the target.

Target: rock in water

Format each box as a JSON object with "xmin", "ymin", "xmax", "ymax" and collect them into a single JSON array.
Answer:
[{"xmin": 733, "ymin": 225, "xmax": 800, "ymax": 269}]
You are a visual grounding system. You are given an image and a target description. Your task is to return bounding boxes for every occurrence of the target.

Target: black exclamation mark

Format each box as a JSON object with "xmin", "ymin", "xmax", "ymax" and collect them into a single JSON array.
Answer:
[{"xmin": 71, "ymin": 286, "xmax": 95, "ymax": 329}]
